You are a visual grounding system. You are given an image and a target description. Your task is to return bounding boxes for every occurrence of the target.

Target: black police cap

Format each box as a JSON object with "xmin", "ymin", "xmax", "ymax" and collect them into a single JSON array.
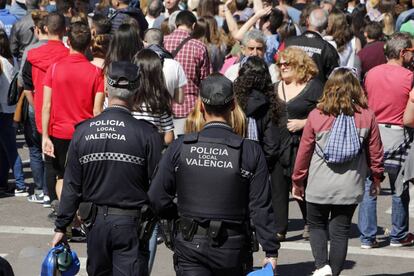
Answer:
[
  {"xmin": 200, "ymin": 74, "xmax": 234, "ymax": 106},
  {"xmin": 107, "ymin": 61, "xmax": 139, "ymax": 90}
]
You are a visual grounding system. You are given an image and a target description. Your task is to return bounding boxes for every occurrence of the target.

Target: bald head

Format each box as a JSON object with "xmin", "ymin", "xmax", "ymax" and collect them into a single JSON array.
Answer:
[
  {"xmin": 144, "ymin": 28, "xmax": 163, "ymax": 45},
  {"xmin": 308, "ymin": 8, "xmax": 328, "ymax": 33}
]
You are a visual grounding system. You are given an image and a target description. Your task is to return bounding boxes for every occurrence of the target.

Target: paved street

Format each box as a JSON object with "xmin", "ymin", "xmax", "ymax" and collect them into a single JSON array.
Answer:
[{"xmin": 2, "ymin": 135, "xmax": 414, "ymax": 275}]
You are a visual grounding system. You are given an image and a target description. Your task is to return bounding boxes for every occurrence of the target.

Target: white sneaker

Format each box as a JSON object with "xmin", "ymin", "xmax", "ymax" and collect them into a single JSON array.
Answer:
[
  {"xmin": 313, "ymin": 265, "xmax": 333, "ymax": 276},
  {"xmin": 14, "ymin": 189, "xmax": 29, "ymax": 197},
  {"xmin": 43, "ymin": 195, "xmax": 51, "ymax": 208}
]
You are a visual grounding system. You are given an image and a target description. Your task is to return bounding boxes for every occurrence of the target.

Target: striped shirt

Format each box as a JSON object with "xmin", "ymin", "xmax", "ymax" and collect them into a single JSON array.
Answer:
[{"xmin": 132, "ymin": 105, "xmax": 174, "ymax": 133}]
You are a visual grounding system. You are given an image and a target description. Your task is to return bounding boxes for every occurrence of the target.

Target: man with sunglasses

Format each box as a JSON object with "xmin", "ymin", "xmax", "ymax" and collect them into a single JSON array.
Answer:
[{"xmin": 359, "ymin": 32, "xmax": 414, "ymax": 249}]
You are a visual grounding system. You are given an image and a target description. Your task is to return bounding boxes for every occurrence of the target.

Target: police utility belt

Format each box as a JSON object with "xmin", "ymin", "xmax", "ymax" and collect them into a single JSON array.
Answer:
[
  {"xmin": 78, "ymin": 202, "xmax": 157, "ymax": 242},
  {"xmin": 178, "ymin": 217, "xmax": 246, "ymax": 246}
]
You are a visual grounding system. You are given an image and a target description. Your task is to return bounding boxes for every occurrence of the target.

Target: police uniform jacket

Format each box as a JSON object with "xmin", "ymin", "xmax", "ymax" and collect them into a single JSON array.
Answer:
[
  {"xmin": 148, "ymin": 122, "xmax": 280, "ymax": 257},
  {"xmin": 55, "ymin": 106, "xmax": 163, "ymax": 231},
  {"xmin": 285, "ymin": 30, "xmax": 339, "ymax": 83}
]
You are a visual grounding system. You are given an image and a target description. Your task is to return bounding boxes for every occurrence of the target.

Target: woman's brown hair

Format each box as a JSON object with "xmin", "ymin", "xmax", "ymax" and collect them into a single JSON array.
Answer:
[
  {"xmin": 91, "ymin": 34, "xmax": 111, "ymax": 59},
  {"xmin": 197, "ymin": 0, "xmax": 219, "ymax": 17},
  {"xmin": 70, "ymin": 12, "xmax": 88, "ymax": 24},
  {"xmin": 95, "ymin": 0, "xmax": 111, "ymax": 13},
  {"xmin": 326, "ymin": 11, "xmax": 353, "ymax": 53},
  {"xmin": 31, "ymin": 10, "xmax": 48, "ymax": 32},
  {"xmin": 199, "ymin": 16, "xmax": 228, "ymax": 47},
  {"xmin": 317, "ymin": 68, "xmax": 368, "ymax": 117}
]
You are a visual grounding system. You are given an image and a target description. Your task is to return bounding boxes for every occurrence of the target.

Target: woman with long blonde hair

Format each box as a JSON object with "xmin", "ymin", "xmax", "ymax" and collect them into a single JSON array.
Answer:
[
  {"xmin": 382, "ymin": 12, "xmax": 395, "ymax": 38},
  {"xmin": 185, "ymin": 98, "xmax": 246, "ymax": 136}
]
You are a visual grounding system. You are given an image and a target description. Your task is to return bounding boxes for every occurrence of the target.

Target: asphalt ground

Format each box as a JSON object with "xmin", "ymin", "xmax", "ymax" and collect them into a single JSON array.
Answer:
[{"xmin": 1, "ymin": 135, "xmax": 414, "ymax": 275}]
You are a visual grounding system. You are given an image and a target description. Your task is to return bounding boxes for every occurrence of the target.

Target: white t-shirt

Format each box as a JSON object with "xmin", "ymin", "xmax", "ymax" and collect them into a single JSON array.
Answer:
[
  {"xmin": 163, "ymin": 58, "xmax": 187, "ymax": 98},
  {"xmin": 103, "ymin": 59, "xmax": 187, "ymax": 109},
  {"xmin": 324, "ymin": 36, "xmax": 357, "ymax": 67},
  {"xmin": 224, "ymin": 62, "xmax": 279, "ymax": 84},
  {"xmin": 145, "ymin": 15, "xmax": 155, "ymax": 28}
]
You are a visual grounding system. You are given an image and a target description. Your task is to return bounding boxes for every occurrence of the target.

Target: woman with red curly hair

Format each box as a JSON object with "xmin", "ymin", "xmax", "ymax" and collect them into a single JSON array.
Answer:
[{"xmin": 273, "ymin": 46, "xmax": 324, "ymax": 242}]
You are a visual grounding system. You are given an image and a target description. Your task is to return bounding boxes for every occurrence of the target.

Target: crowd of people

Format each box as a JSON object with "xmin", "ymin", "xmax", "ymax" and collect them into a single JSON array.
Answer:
[{"xmin": 1, "ymin": 0, "xmax": 414, "ymax": 275}]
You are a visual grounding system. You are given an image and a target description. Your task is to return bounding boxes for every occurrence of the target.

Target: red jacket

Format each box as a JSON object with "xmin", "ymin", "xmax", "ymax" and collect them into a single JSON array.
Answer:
[
  {"xmin": 26, "ymin": 40, "xmax": 69, "ymax": 132},
  {"xmin": 292, "ymin": 108, "xmax": 384, "ymax": 204}
]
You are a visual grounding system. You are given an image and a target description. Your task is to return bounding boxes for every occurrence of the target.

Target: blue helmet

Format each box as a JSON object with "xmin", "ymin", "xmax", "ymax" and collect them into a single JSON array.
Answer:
[
  {"xmin": 41, "ymin": 244, "xmax": 80, "ymax": 276},
  {"xmin": 247, "ymin": 263, "xmax": 273, "ymax": 276}
]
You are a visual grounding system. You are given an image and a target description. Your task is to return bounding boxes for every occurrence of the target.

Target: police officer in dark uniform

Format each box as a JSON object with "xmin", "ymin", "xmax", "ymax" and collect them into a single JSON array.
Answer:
[
  {"xmin": 148, "ymin": 74, "xmax": 280, "ymax": 275},
  {"xmin": 51, "ymin": 61, "xmax": 163, "ymax": 276}
]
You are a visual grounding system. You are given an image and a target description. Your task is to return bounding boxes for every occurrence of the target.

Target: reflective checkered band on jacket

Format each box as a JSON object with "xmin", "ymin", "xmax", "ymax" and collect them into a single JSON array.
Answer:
[
  {"xmin": 79, "ymin": 152, "xmax": 145, "ymax": 166},
  {"xmin": 247, "ymin": 117, "xmax": 259, "ymax": 141},
  {"xmin": 240, "ymin": 168, "xmax": 253, "ymax": 179}
]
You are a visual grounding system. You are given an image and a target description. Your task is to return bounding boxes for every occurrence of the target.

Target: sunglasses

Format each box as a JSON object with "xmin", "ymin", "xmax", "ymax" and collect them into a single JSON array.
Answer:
[
  {"xmin": 276, "ymin": 61, "xmax": 290, "ymax": 67},
  {"xmin": 403, "ymin": 48, "xmax": 414, "ymax": 56}
]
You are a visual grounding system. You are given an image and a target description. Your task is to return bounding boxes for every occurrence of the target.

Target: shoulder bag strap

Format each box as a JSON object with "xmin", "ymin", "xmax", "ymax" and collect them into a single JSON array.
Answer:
[
  {"xmin": 281, "ymin": 81, "xmax": 287, "ymax": 102},
  {"xmin": 171, "ymin": 36, "xmax": 193, "ymax": 58}
]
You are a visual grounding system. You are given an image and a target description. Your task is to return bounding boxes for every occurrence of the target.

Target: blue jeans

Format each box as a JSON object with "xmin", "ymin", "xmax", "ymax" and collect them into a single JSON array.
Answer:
[
  {"xmin": 26, "ymin": 108, "xmax": 47, "ymax": 195},
  {"xmin": 0, "ymin": 113, "xmax": 25, "ymax": 190},
  {"xmin": 358, "ymin": 172, "xmax": 409, "ymax": 244}
]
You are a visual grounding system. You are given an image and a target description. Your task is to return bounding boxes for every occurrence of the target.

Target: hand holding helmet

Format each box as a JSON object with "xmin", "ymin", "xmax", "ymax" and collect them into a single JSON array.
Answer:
[{"xmin": 41, "ymin": 244, "xmax": 80, "ymax": 276}]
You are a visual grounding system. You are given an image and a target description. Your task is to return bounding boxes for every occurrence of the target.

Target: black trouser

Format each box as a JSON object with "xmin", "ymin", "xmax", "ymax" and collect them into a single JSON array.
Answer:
[
  {"xmin": 173, "ymin": 232, "xmax": 250, "ymax": 276},
  {"xmin": 307, "ymin": 202, "xmax": 357, "ymax": 276},
  {"xmin": 44, "ymin": 156, "xmax": 58, "ymax": 201},
  {"xmin": 271, "ymin": 162, "xmax": 307, "ymax": 235},
  {"xmin": 44, "ymin": 136, "xmax": 70, "ymax": 201},
  {"xmin": 86, "ymin": 212, "xmax": 149, "ymax": 276}
]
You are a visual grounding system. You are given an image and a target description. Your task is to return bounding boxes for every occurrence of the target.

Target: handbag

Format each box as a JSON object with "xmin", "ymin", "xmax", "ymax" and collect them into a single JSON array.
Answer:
[{"xmin": 7, "ymin": 72, "xmax": 23, "ymax": 106}]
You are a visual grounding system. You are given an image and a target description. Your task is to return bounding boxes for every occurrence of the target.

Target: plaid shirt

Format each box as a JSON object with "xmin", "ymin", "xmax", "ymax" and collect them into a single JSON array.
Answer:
[
  {"xmin": 317, "ymin": 113, "xmax": 361, "ymax": 164},
  {"xmin": 164, "ymin": 29, "xmax": 211, "ymax": 118}
]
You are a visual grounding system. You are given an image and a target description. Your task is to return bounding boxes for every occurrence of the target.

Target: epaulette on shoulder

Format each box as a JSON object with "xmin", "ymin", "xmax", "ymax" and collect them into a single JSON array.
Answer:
[{"xmin": 183, "ymin": 132, "xmax": 199, "ymax": 143}]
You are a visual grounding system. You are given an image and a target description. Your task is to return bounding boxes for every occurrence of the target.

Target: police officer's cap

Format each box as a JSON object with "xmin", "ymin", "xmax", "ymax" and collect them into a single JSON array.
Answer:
[
  {"xmin": 200, "ymin": 74, "xmax": 234, "ymax": 106},
  {"xmin": 107, "ymin": 61, "xmax": 139, "ymax": 90}
]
